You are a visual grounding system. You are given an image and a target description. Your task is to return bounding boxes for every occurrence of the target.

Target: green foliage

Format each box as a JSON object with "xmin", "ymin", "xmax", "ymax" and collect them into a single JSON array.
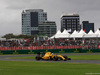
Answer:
[
  {"xmin": 36, "ymin": 33, "xmax": 48, "ymax": 37},
  {"xmin": 15, "ymin": 34, "xmax": 34, "ymax": 39},
  {"xmin": 2, "ymin": 34, "xmax": 34, "ymax": 39},
  {"xmin": 2, "ymin": 33, "xmax": 15, "ymax": 39}
]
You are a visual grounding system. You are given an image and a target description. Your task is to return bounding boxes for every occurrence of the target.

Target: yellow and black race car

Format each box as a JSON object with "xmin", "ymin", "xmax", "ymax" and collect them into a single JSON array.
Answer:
[{"xmin": 35, "ymin": 52, "xmax": 71, "ymax": 61}]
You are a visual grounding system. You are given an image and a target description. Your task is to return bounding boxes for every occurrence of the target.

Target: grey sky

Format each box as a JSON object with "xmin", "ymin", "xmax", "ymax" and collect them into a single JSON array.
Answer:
[{"xmin": 0, "ymin": 0, "xmax": 100, "ymax": 35}]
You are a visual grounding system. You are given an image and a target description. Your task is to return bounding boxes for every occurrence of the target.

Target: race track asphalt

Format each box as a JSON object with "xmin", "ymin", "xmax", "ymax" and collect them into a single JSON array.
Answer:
[{"xmin": 0, "ymin": 53, "xmax": 100, "ymax": 64}]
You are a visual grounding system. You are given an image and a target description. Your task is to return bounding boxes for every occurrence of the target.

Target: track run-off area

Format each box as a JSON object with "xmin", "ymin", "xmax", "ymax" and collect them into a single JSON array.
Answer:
[{"xmin": 0, "ymin": 53, "xmax": 100, "ymax": 64}]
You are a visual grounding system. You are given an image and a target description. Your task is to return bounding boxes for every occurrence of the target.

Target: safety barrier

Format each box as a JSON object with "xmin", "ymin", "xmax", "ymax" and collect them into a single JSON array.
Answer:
[
  {"xmin": 0, "ymin": 48, "xmax": 100, "ymax": 54},
  {"xmin": 0, "ymin": 45, "xmax": 100, "ymax": 54},
  {"xmin": 0, "ymin": 46, "xmax": 82, "ymax": 50}
]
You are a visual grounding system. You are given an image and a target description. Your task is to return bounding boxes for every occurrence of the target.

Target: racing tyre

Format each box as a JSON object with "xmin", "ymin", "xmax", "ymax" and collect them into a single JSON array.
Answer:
[
  {"xmin": 49, "ymin": 56, "xmax": 52, "ymax": 60},
  {"xmin": 63, "ymin": 55, "xmax": 68, "ymax": 61},
  {"xmin": 53, "ymin": 56, "xmax": 58, "ymax": 61},
  {"xmin": 35, "ymin": 56, "xmax": 40, "ymax": 60},
  {"xmin": 68, "ymin": 58, "xmax": 71, "ymax": 60},
  {"xmin": 60, "ymin": 57, "xmax": 62, "ymax": 60}
]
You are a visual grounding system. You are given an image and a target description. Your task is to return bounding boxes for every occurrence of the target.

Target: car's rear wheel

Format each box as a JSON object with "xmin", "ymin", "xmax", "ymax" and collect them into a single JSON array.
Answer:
[
  {"xmin": 60, "ymin": 57, "xmax": 62, "ymax": 60},
  {"xmin": 35, "ymin": 56, "xmax": 41, "ymax": 60},
  {"xmin": 53, "ymin": 56, "xmax": 58, "ymax": 61}
]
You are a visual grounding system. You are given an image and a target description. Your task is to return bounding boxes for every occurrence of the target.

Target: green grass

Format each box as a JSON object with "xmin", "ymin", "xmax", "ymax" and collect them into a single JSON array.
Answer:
[
  {"xmin": 10, "ymin": 55, "xmax": 100, "ymax": 60},
  {"xmin": 68, "ymin": 55, "xmax": 100, "ymax": 60},
  {"xmin": 0, "ymin": 61, "xmax": 100, "ymax": 75}
]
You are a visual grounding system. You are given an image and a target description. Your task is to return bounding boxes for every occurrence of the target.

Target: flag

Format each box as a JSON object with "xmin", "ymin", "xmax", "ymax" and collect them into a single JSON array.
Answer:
[{"xmin": 83, "ymin": 29, "xmax": 86, "ymax": 32}]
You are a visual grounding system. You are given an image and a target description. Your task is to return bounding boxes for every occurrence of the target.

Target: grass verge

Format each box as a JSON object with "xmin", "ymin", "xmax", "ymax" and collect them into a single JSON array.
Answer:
[
  {"xmin": 68, "ymin": 55, "xmax": 100, "ymax": 60},
  {"xmin": 0, "ymin": 61, "xmax": 100, "ymax": 75}
]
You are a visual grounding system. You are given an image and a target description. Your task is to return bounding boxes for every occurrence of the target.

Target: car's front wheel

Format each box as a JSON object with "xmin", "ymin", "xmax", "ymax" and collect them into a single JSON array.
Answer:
[{"xmin": 63, "ymin": 55, "xmax": 68, "ymax": 61}]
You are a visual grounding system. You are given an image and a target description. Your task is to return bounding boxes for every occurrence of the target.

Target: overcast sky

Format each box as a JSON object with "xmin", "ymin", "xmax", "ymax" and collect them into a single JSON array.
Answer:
[{"xmin": 0, "ymin": 0, "xmax": 100, "ymax": 36}]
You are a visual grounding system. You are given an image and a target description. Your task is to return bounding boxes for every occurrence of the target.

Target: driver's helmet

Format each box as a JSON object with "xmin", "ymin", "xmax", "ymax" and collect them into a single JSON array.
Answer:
[{"xmin": 51, "ymin": 53, "xmax": 54, "ymax": 55}]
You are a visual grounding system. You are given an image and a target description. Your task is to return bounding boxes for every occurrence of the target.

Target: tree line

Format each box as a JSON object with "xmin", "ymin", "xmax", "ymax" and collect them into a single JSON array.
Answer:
[{"xmin": 2, "ymin": 33, "xmax": 34, "ymax": 39}]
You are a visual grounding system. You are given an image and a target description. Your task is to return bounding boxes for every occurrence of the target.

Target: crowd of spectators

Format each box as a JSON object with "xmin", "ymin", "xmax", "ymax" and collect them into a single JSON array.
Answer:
[
  {"xmin": 0, "ymin": 38, "xmax": 100, "ymax": 49},
  {"xmin": 0, "ymin": 39, "xmax": 39, "ymax": 47}
]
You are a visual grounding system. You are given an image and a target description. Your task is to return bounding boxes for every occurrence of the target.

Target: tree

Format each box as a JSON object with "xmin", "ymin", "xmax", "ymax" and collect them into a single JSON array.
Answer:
[
  {"xmin": 2, "ymin": 33, "xmax": 15, "ymax": 39},
  {"xmin": 2, "ymin": 34, "xmax": 34, "ymax": 39}
]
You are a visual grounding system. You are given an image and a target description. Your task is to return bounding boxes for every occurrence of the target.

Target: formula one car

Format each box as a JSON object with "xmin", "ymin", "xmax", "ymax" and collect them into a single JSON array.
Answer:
[{"xmin": 35, "ymin": 52, "xmax": 71, "ymax": 61}]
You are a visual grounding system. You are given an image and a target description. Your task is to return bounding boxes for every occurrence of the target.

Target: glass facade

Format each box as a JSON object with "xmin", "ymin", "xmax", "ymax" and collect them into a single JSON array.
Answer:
[
  {"xmin": 22, "ymin": 13, "xmax": 31, "ymax": 35},
  {"xmin": 61, "ymin": 14, "xmax": 80, "ymax": 33},
  {"xmin": 22, "ymin": 9, "xmax": 47, "ymax": 35},
  {"xmin": 82, "ymin": 21, "xmax": 94, "ymax": 33},
  {"xmin": 39, "ymin": 22, "xmax": 56, "ymax": 37}
]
